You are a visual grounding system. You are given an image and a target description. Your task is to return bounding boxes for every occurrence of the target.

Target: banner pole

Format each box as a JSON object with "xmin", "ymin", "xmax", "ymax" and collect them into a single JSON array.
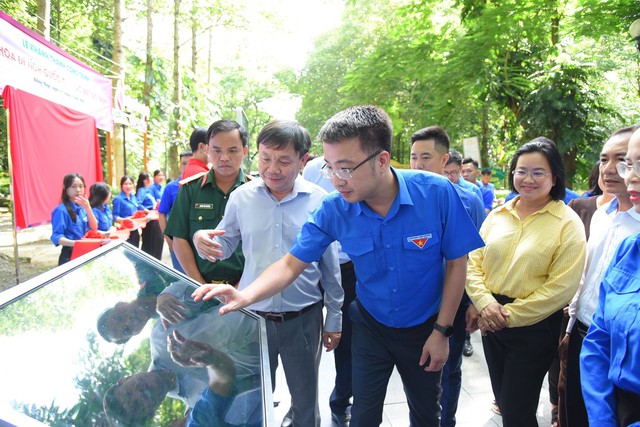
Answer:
[{"xmin": 5, "ymin": 108, "xmax": 20, "ymax": 284}]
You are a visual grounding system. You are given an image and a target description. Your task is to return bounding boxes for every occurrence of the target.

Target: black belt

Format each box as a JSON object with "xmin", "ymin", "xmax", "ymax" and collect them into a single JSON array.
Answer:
[{"xmin": 254, "ymin": 301, "xmax": 320, "ymax": 323}]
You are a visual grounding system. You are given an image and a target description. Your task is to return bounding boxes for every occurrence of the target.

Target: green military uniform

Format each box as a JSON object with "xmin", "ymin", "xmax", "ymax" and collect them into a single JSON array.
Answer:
[{"xmin": 164, "ymin": 168, "xmax": 248, "ymax": 284}]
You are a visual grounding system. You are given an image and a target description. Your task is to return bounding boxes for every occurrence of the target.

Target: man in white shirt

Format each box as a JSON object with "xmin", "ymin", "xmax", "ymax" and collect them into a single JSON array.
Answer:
[
  {"xmin": 193, "ymin": 120, "xmax": 344, "ymax": 427},
  {"xmin": 561, "ymin": 125, "xmax": 640, "ymax": 427}
]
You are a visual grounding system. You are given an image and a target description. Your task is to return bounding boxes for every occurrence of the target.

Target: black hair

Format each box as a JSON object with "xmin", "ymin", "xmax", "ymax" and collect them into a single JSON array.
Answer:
[
  {"xmin": 586, "ymin": 161, "xmax": 602, "ymax": 196},
  {"xmin": 462, "ymin": 157, "xmax": 479, "ymax": 168},
  {"xmin": 189, "ymin": 127, "xmax": 209, "ymax": 152},
  {"xmin": 179, "ymin": 150, "xmax": 193, "ymax": 159},
  {"xmin": 256, "ymin": 120, "xmax": 311, "ymax": 157},
  {"xmin": 136, "ymin": 172, "xmax": 151, "ymax": 193},
  {"xmin": 60, "ymin": 173, "xmax": 85, "ymax": 222},
  {"xmin": 89, "ymin": 182, "xmax": 111, "ymax": 208},
  {"xmin": 508, "ymin": 137, "xmax": 566, "ymax": 201},
  {"xmin": 481, "ymin": 167, "xmax": 492, "ymax": 175},
  {"xmin": 206, "ymin": 120, "xmax": 248, "ymax": 147},
  {"xmin": 120, "ymin": 175, "xmax": 133, "ymax": 189},
  {"xmin": 410, "ymin": 126, "xmax": 450, "ymax": 154},
  {"xmin": 152, "ymin": 169, "xmax": 163, "ymax": 178},
  {"xmin": 446, "ymin": 149, "xmax": 463, "ymax": 166},
  {"xmin": 318, "ymin": 105, "xmax": 393, "ymax": 155}
]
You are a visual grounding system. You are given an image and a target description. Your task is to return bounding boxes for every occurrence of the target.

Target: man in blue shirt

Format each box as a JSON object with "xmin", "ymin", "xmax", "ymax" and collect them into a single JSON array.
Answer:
[
  {"xmin": 410, "ymin": 126, "xmax": 485, "ymax": 427},
  {"xmin": 479, "ymin": 168, "xmax": 496, "ymax": 213},
  {"xmin": 158, "ymin": 149, "xmax": 192, "ymax": 273},
  {"xmin": 193, "ymin": 106, "xmax": 485, "ymax": 427}
]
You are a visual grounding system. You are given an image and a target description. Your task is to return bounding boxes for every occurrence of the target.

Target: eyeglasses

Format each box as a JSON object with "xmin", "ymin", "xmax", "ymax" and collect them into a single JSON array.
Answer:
[
  {"xmin": 512, "ymin": 169, "xmax": 550, "ymax": 180},
  {"xmin": 616, "ymin": 160, "xmax": 640, "ymax": 179},
  {"xmin": 320, "ymin": 149, "xmax": 383, "ymax": 180}
]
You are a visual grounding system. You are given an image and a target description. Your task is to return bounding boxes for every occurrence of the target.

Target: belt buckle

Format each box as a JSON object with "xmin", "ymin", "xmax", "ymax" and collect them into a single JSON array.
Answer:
[{"xmin": 265, "ymin": 313, "xmax": 285, "ymax": 322}]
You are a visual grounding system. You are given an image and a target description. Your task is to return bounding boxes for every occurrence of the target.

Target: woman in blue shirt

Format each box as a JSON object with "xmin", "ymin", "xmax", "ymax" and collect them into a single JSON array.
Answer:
[
  {"xmin": 113, "ymin": 175, "xmax": 144, "ymax": 247},
  {"xmin": 89, "ymin": 182, "xmax": 114, "ymax": 232},
  {"xmin": 50, "ymin": 173, "xmax": 98, "ymax": 265},
  {"xmin": 137, "ymin": 172, "xmax": 164, "ymax": 260}
]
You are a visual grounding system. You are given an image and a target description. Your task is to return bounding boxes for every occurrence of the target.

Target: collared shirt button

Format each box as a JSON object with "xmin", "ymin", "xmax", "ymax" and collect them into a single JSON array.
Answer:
[
  {"xmin": 393, "ymin": 289, "xmax": 397, "ymax": 293},
  {"xmin": 386, "ymin": 243, "xmax": 391, "ymax": 248},
  {"xmin": 394, "ymin": 308, "xmax": 399, "ymax": 312},
  {"xmin": 389, "ymin": 266, "xmax": 394, "ymax": 271},
  {"xmin": 198, "ymin": 216, "xmax": 203, "ymax": 220}
]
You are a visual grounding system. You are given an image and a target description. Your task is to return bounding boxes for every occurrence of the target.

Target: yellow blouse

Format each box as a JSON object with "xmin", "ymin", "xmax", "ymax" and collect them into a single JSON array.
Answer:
[{"xmin": 466, "ymin": 197, "xmax": 586, "ymax": 327}]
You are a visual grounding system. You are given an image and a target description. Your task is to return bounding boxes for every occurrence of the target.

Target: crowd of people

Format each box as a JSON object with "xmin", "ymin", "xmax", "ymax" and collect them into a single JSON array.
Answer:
[{"xmin": 50, "ymin": 105, "xmax": 640, "ymax": 426}]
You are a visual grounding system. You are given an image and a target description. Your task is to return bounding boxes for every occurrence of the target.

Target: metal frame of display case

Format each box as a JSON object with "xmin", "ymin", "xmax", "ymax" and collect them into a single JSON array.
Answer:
[{"xmin": 0, "ymin": 240, "xmax": 274, "ymax": 426}]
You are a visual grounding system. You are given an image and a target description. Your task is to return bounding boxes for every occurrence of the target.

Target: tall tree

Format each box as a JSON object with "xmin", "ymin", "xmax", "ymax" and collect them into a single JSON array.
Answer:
[
  {"xmin": 36, "ymin": 0, "xmax": 50, "ymax": 39},
  {"xmin": 111, "ymin": 0, "xmax": 126, "ymax": 183}
]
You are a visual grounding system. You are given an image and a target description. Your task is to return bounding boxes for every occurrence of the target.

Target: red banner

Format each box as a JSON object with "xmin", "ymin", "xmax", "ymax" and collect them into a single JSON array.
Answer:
[{"xmin": 3, "ymin": 86, "xmax": 103, "ymax": 229}]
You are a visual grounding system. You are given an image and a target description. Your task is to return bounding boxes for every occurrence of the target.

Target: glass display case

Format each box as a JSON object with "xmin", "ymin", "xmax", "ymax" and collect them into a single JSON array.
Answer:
[{"xmin": 0, "ymin": 241, "xmax": 274, "ymax": 426}]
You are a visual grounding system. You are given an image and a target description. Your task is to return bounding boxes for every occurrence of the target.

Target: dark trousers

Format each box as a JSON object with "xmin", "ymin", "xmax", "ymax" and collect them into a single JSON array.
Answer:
[
  {"xmin": 141, "ymin": 219, "xmax": 163, "ymax": 260},
  {"xmin": 126, "ymin": 229, "xmax": 140, "ymax": 248},
  {"xmin": 482, "ymin": 308, "xmax": 563, "ymax": 427},
  {"xmin": 330, "ymin": 261, "xmax": 356, "ymax": 417},
  {"xmin": 440, "ymin": 301, "xmax": 469, "ymax": 427},
  {"xmin": 350, "ymin": 300, "xmax": 442, "ymax": 427},
  {"xmin": 58, "ymin": 246, "xmax": 73, "ymax": 265},
  {"xmin": 565, "ymin": 321, "xmax": 589, "ymax": 427}
]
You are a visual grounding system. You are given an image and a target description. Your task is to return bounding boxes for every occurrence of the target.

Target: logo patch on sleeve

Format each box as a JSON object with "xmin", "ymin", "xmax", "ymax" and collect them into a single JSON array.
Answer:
[{"xmin": 407, "ymin": 233, "xmax": 432, "ymax": 249}]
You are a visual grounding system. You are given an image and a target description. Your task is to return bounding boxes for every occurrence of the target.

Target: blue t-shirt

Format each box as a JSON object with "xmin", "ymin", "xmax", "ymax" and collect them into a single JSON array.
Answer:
[
  {"xmin": 290, "ymin": 168, "xmax": 485, "ymax": 328},
  {"xmin": 92, "ymin": 204, "xmax": 114, "ymax": 231},
  {"xmin": 50, "ymin": 202, "xmax": 89, "ymax": 245},
  {"xmin": 158, "ymin": 179, "xmax": 180, "ymax": 215},
  {"xmin": 150, "ymin": 182, "xmax": 164, "ymax": 201},
  {"xmin": 457, "ymin": 178, "xmax": 484, "ymax": 205},
  {"xmin": 580, "ymin": 233, "xmax": 640, "ymax": 425},
  {"xmin": 136, "ymin": 187, "xmax": 157, "ymax": 209},
  {"xmin": 112, "ymin": 192, "xmax": 143, "ymax": 219},
  {"xmin": 479, "ymin": 182, "xmax": 495, "ymax": 211}
]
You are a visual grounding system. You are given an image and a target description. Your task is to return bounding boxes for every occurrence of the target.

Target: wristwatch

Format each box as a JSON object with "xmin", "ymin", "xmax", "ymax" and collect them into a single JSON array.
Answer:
[{"xmin": 433, "ymin": 322, "xmax": 455, "ymax": 337}]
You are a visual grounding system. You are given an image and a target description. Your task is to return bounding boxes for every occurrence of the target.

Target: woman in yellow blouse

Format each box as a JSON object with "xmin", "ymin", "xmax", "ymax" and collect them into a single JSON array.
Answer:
[{"xmin": 466, "ymin": 137, "xmax": 586, "ymax": 427}]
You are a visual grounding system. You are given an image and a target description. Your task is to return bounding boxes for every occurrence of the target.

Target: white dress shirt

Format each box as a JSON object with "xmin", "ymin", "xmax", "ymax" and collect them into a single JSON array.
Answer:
[
  {"xmin": 568, "ymin": 199, "xmax": 640, "ymax": 331},
  {"xmin": 214, "ymin": 175, "xmax": 344, "ymax": 332}
]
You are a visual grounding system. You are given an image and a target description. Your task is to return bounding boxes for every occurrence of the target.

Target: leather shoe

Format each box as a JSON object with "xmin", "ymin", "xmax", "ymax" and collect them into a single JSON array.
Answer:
[
  {"xmin": 463, "ymin": 338, "xmax": 474, "ymax": 357},
  {"xmin": 331, "ymin": 411, "xmax": 350, "ymax": 427}
]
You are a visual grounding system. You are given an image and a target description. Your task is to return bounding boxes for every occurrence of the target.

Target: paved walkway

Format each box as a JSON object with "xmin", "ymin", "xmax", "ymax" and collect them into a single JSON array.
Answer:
[{"xmin": 272, "ymin": 330, "xmax": 553, "ymax": 426}]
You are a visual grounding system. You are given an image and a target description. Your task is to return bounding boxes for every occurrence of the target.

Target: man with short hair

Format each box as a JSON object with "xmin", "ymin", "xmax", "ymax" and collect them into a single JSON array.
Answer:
[
  {"xmin": 560, "ymin": 125, "xmax": 640, "ymax": 427},
  {"xmin": 182, "ymin": 126, "xmax": 211, "ymax": 179},
  {"xmin": 158, "ymin": 149, "xmax": 192, "ymax": 273},
  {"xmin": 164, "ymin": 120, "xmax": 250, "ymax": 285},
  {"xmin": 193, "ymin": 106, "xmax": 484, "ymax": 427},
  {"xmin": 411, "ymin": 126, "xmax": 485, "ymax": 427},
  {"xmin": 193, "ymin": 120, "xmax": 343, "ymax": 427},
  {"xmin": 448, "ymin": 153, "xmax": 484, "ymax": 203},
  {"xmin": 461, "ymin": 157, "xmax": 480, "ymax": 184},
  {"xmin": 479, "ymin": 168, "xmax": 495, "ymax": 213}
]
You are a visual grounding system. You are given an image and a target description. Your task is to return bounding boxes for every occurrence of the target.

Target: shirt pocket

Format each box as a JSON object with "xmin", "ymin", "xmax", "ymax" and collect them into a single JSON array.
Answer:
[
  {"xmin": 341, "ymin": 237, "xmax": 376, "ymax": 283},
  {"xmin": 402, "ymin": 232, "xmax": 441, "ymax": 272},
  {"xmin": 189, "ymin": 208, "xmax": 220, "ymax": 231}
]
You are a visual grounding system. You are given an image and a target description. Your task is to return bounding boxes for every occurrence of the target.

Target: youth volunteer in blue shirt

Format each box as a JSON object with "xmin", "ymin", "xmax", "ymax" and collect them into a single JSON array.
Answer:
[
  {"xmin": 193, "ymin": 106, "xmax": 484, "ymax": 427},
  {"xmin": 150, "ymin": 169, "xmax": 165, "ymax": 201},
  {"xmin": 51, "ymin": 173, "xmax": 98, "ymax": 265},
  {"xmin": 89, "ymin": 182, "xmax": 114, "ymax": 231},
  {"xmin": 113, "ymin": 175, "xmax": 145, "ymax": 247}
]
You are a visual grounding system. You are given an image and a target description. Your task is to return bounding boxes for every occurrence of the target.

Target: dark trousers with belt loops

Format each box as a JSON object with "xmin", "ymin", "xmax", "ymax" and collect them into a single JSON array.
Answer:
[{"xmin": 350, "ymin": 300, "xmax": 442, "ymax": 427}]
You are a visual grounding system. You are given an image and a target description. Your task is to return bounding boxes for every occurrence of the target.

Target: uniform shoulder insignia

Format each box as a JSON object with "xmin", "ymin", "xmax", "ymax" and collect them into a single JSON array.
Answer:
[{"xmin": 179, "ymin": 171, "xmax": 207, "ymax": 186}]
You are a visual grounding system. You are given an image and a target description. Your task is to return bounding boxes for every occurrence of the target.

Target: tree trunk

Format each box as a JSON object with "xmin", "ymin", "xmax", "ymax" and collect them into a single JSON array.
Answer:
[
  {"xmin": 169, "ymin": 0, "xmax": 182, "ymax": 180},
  {"xmin": 36, "ymin": 0, "xmax": 50, "ymax": 39},
  {"xmin": 143, "ymin": 0, "xmax": 154, "ymax": 106},
  {"xmin": 111, "ymin": 0, "xmax": 126, "ymax": 185},
  {"xmin": 191, "ymin": 3, "xmax": 198, "ymax": 76}
]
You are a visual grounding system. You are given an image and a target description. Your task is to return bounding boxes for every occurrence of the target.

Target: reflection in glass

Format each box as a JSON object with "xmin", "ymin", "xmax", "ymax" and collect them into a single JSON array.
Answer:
[{"xmin": 0, "ymin": 243, "xmax": 270, "ymax": 426}]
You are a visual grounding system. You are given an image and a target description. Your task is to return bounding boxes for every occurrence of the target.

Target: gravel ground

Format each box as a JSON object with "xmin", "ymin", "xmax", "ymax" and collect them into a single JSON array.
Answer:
[{"xmin": 0, "ymin": 209, "xmax": 60, "ymax": 292}]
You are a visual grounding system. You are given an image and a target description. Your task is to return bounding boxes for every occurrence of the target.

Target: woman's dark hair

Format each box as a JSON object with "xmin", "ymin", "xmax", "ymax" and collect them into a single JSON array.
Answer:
[
  {"xmin": 120, "ymin": 175, "xmax": 133, "ymax": 189},
  {"xmin": 508, "ymin": 137, "xmax": 566, "ymax": 201},
  {"xmin": 136, "ymin": 172, "xmax": 151, "ymax": 192},
  {"xmin": 586, "ymin": 161, "xmax": 602, "ymax": 196},
  {"xmin": 61, "ymin": 173, "xmax": 85, "ymax": 222},
  {"xmin": 90, "ymin": 182, "xmax": 111, "ymax": 208}
]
